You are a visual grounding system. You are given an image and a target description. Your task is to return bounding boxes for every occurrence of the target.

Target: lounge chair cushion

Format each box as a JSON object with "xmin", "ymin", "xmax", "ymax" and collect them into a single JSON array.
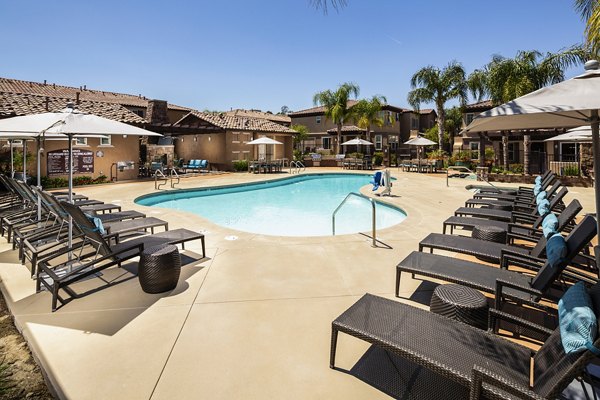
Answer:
[
  {"xmin": 200, "ymin": 160, "xmax": 208, "ymax": 168},
  {"xmin": 531, "ymin": 233, "xmax": 567, "ymax": 291},
  {"xmin": 537, "ymin": 199, "xmax": 550, "ymax": 216},
  {"xmin": 558, "ymin": 282, "xmax": 600, "ymax": 354},
  {"xmin": 534, "ymin": 184, "xmax": 542, "ymax": 196},
  {"xmin": 542, "ymin": 213, "xmax": 559, "ymax": 238},
  {"xmin": 535, "ymin": 175, "xmax": 542, "ymax": 185},
  {"xmin": 536, "ymin": 190, "xmax": 547, "ymax": 205}
]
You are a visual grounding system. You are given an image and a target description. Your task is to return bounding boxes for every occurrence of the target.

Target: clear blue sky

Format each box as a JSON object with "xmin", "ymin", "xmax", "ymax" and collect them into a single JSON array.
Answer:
[{"xmin": 0, "ymin": 0, "xmax": 588, "ymax": 113}]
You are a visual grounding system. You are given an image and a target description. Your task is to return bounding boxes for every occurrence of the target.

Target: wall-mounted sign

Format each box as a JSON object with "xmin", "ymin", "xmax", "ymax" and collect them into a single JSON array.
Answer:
[
  {"xmin": 96, "ymin": 150, "xmax": 104, "ymax": 158},
  {"xmin": 47, "ymin": 149, "xmax": 94, "ymax": 175}
]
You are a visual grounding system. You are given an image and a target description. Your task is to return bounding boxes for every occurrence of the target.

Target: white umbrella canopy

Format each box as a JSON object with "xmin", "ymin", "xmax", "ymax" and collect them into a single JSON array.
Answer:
[
  {"xmin": 464, "ymin": 60, "xmax": 600, "ymax": 265},
  {"xmin": 404, "ymin": 137, "xmax": 436, "ymax": 146},
  {"xmin": 246, "ymin": 137, "xmax": 282, "ymax": 145},
  {"xmin": 341, "ymin": 138, "xmax": 373, "ymax": 146}
]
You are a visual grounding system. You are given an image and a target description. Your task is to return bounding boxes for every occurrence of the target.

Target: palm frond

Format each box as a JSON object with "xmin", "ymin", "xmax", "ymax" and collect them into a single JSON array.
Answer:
[{"xmin": 310, "ymin": 0, "xmax": 348, "ymax": 14}]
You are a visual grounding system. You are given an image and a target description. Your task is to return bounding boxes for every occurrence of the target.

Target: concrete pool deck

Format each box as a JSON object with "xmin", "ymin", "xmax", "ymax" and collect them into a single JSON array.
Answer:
[{"xmin": 0, "ymin": 168, "xmax": 595, "ymax": 399}]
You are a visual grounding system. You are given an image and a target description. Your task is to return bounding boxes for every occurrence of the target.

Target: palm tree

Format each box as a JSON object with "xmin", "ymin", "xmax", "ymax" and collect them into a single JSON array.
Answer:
[
  {"xmin": 352, "ymin": 95, "xmax": 388, "ymax": 143},
  {"xmin": 313, "ymin": 82, "xmax": 360, "ymax": 154},
  {"xmin": 468, "ymin": 48, "xmax": 588, "ymax": 172},
  {"xmin": 574, "ymin": 0, "xmax": 600, "ymax": 55},
  {"xmin": 311, "ymin": 0, "xmax": 348, "ymax": 13},
  {"xmin": 443, "ymin": 106, "xmax": 463, "ymax": 152},
  {"xmin": 408, "ymin": 61, "xmax": 468, "ymax": 150}
]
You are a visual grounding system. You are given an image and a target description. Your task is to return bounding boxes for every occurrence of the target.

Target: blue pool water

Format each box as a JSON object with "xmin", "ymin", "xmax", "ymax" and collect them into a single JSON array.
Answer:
[{"xmin": 135, "ymin": 173, "xmax": 407, "ymax": 237}]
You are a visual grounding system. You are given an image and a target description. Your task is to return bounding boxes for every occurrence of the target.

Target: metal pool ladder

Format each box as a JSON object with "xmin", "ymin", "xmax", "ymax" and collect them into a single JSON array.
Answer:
[
  {"xmin": 290, "ymin": 161, "xmax": 305, "ymax": 174},
  {"xmin": 332, "ymin": 192, "xmax": 377, "ymax": 247}
]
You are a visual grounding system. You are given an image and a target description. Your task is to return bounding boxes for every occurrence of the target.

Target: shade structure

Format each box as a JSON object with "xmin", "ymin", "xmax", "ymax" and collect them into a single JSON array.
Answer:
[
  {"xmin": 544, "ymin": 129, "xmax": 592, "ymax": 142},
  {"xmin": 0, "ymin": 103, "xmax": 161, "ymax": 248},
  {"xmin": 246, "ymin": 137, "xmax": 282, "ymax": 145},
  {"xmin": 341, "ymin": 138, "xmax": 373, "ymax": 146},
  {"xmin": 404, "ymin": 137, "xmax": 436, "ymax": 146},
  {"xmin": 464, "ymin": 60, "xmax": 600, "ymax": 266}
]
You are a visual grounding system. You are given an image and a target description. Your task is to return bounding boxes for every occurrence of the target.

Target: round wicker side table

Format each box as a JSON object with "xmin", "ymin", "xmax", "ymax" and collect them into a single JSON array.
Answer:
[
  {"xmin": 429, "ymin": 284, "xmax": 489, "ymax": 330},
  {"xmin": 472, "ymin": 225, "xmax": 507, "ymax": 262},
  {"xmin": 138, "ymin": 244, "xmax": 181, "ymax": 294}
]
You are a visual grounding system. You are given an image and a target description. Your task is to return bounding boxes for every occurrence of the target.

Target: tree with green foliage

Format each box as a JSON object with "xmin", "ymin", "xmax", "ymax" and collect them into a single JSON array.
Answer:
[
  {"xmin": 443, "ymin": 106, "xmax": 463, "ymax": 152},
  {"xmin": 352, "ymin": 95, "xmax": 388, "ymax": 143},
  {"xmin": 408, "ymin": 61, "xmax": 468, "ymax": 150},
  {"xmin": 311, "ymin": 0, "xmax": 348, "ymax": 13},
  {"xmin": 291, "ymin": 124, "xmax": 309, "ymax": 151},
  {"xmin": 574, "ymin": 0, "xmax": 600, "ymax": 56},
  {"xmin": 313, "ymin": 82, "xmax": 360, "ymax": 154}
]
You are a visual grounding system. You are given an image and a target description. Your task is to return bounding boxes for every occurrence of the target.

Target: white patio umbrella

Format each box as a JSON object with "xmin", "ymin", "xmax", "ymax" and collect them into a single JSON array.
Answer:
[
  {"xmin": 0, "ymin": 103, "xmax": 161, "ymax": 247},
  {"xmin": 341, "ymin": 138, "xmax": 373, "ymax": 146},
  {"xmin": 404, "ymin": 136, "xmax": 436, "ymax": 169},
  {"xmin": 464, "ymin": 60, "xmax": 600, "ymax": 265},
  {"xmin": 246, "ymin": 137, "xmax": 282, "ymax": 145}
]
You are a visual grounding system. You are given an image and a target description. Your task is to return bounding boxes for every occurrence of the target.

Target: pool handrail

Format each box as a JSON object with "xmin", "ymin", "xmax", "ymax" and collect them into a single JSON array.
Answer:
[
  {"xmin": 446, "ymin": 165, "xmax": 498, "ymax": 190},
  {"xmin": 290, "ymin": 160, "xmax": 305, "ymax": 174},
  {"xmin": 332, "ymin": 192, "xmax": 376, "ymax": 247}
]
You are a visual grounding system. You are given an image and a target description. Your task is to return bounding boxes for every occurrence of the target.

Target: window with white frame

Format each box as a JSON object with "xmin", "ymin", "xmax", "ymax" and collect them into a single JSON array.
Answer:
[
  {"xmin": 322, "ymin": 137, "xmax": 331, "ymax": 150},
  {"xmin": 388, "ymin": 135, "xmax": 398, "ymax": 150},
  {"xmin": 316, "ymin": 116, "xmax": 321, "ymax": 124},
  {"xmin": 232, "ymin": 132, "xmax": 240, "ymax": 143},
  {"xmin": 375, "ymin": 135, "xmax": 383, "ymax": 150},
  {"xmin": 75, "ymin": 138, "xmax": 87, "ymax": 146},
  {"xmin": 465, "ymin": 113, "xmax": 475, "ymax": 125},
  {"xmin": 469, "ymin": 141, "xmax": 480, "ymax": 159},
  {"xmin": 411, "ymin": 116, "xmax": 419, "ymax": 130},
  {"xmin": 100, "ymin": 136, "xmax": 112, "ymax": 146}
]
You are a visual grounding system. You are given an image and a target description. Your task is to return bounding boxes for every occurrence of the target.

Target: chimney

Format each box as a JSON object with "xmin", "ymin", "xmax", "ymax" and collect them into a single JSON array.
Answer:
[
  {"xmin": 76, "ymin": 92, "xmax": 80, "ymax": 105},
  {"xmin": 83, "ymin": 85, "xmax": 86, "ymax": 90},
  {"xmin": 43, "ymin": 80, "xmax": 47, "ymax": 85},
  {"xmin": 146, "ymin": 99, "xmax": 169, "ymax": 124},
  {"xmin": 52, "ymin": 83, "xmax": 55, "ymax": 89}
]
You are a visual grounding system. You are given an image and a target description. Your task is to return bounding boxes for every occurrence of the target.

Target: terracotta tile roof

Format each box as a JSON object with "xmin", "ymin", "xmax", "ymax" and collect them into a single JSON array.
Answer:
[
  {"xmin": 0, "ymin": 92, "xmax": 146, "ymax": 124},
  {"xmin": 178, "ymin": 111, "xmax": 297, "ymax": 133},
  {"xmin": 464, "ymin": 100, "xmax": 493, "ymax": 112},
  {"xmin": 225, "ymin": 109, "xmax": 291, "ymax": 124},
  {"xmin": 419, "ymin": 108, "xmax": 434, "ymax": 114},
  {"xmin": 288, "ymin": 100, "xmax": 360, "ymax": 116},
  {"xmin": 0, "ymin": 77, "xmax": 190, "ymax": 111},
  {"xmin": 326, "ymin": 125, "xmax": 365, "ymax": 133}
]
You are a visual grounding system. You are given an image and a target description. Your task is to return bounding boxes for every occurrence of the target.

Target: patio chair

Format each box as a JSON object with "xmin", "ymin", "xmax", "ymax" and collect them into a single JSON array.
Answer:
[
  {"xmin": 36, "ymin": 201, "xmax": 206, "ymax": 311},
  {"xmin": 330, "ymin": 289, "xmax": 600, "ymax": 399},
  {"xmin": 476, "ymin": 170, "xmax": 553, "ymax": 195},
  {"xmin": 474, "ymin": 170, "xmax": 556, "ymax": 200},
  {"xmin": 466, "ymin": 179, "xmax": 562, "ymax": 209},
  {"xmin": 454, "ymin": 186, "xmax": 567, "ymax": 222},
  {"xmin": 396, "ymin": 215, "xmax": 598, "ymax": 306}
]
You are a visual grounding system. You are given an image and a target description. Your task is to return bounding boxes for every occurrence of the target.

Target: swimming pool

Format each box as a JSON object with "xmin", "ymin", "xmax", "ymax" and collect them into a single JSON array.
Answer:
[{"xmin": 135, "ymin": 173, "xmax": 407, "ymax": 237}]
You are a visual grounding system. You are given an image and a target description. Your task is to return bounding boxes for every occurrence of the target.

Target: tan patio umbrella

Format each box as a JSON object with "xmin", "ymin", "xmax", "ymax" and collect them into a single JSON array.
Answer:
[
  {"xmin": 246, "ymin": 136, "xmax": 282, "ymax": 161},
  {"xmin": 404, "ymin": 136, "xmax": 436, "ymax": 170},
  {"xmin": 464, "ymin": 60, "xmax": 600, "ymax": 265}
]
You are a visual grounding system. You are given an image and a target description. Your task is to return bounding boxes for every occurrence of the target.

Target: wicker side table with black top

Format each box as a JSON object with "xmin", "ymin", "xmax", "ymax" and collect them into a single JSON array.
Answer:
[
  {"xmin": 138, "ymin": 244, "xmax": 181, "ymax": 293},
  {"xmin": 429, "ymin": 284, "xmax": 489, "ymax": 330}
]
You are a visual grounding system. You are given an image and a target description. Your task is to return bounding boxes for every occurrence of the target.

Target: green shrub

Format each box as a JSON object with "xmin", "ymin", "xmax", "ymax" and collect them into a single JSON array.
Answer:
[
  {"xmin": 490, "ymin": 166, "xmax": 504, "ymax": 174},
  {"xmin": 427, "ymin": 149, "xmax": 447, "ymax": 160},
  {"xmin": 373, "ymin": 152, "xmax": 384, "ymax": 166},
  {"xmin": 293, "ymin": 150, "xmax": 303, "ymax": 161},
  {"xmin": 562, "ymin": 165, "xmax": 580, "ymax": 176},
  {"xmin": 509, "ymin": 164, "xmax": 524, "ymax": 174},
  {"xmin": 232, "ymin": 160, "xmax": 249, "ymax": 172},
  {"xmin": 73, "ymin": 176, "xmax": 94, "ymax": 186},
  {"xmin": 484, "ymin": 147, "xmax": 495, "ymax": 161}
]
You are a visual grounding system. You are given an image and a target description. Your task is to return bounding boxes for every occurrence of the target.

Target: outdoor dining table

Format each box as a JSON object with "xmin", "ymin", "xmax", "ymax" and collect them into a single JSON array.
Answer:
[
  {"xmin": 341, "ymin": 157, "xmax": 372, "ymax": 170},
  {"xmin": 402, "ymin": 159, "xmax": 437, "ymax": 173},
  {"xmin": 249, "ymin": 159, "xmax": 284, "ymax": 173}
]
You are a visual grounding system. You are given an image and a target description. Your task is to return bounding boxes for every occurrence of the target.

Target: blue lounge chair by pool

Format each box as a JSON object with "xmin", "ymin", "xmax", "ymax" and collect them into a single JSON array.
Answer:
[{"xmin": 370, "ymin": 171, "xmax": 383, "ymax": 191}]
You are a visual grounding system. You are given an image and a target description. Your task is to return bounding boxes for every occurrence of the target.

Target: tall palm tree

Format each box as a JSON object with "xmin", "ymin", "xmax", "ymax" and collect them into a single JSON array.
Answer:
[
  {"xmin": 443, "ymin": 106, "xmax": 463, "ymax": 152},
  {"xmin": 313, "ymin": 82, "xmax": 360, "ymax": 154},
  {"xmin": 352, "ymin": 95, "xmax": 388, "ymax": 143},
  {"xmin": 408, "ymin": 61, "xmax": 468, "ymax": 150},
  {"xmin": 574, "ymin": 0, "xmax": 600, "ymax": 55},
  {"xmin": 311, "ymin": 0, "xmax": 348, "ymax": 13},
  {"xmin": 468, "ymin": 48, "xmax": 588, "ymax": 172}
]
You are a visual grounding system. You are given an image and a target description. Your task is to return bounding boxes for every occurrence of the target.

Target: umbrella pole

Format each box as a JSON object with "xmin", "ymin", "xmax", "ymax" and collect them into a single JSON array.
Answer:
[
  {"xmin": 9, "ymin": 140, "xmax": 13, "ymax": 178},
  {"xmin": 591, "ymin": 111, "xmax": 600, "ymax": 269},
  {"xmin": 68, "ymin": 134, "xmax": 74, "ymax": 253},
  {"xmin": 36, "ymin": 137, "xmax": 42, "ymax": 221},
  {"xmin": 22, "ymin": 140, "xmax": 26, "ymax": 181}
]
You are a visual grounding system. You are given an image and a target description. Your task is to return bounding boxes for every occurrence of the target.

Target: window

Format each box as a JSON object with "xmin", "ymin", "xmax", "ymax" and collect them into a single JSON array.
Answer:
[
  {"xmin": 316, "ymin": 116, "xmax": 321, "ymax": 124},
  {"xmin": 411, "ymin": 116, "xmax": 419, "ymax": 130},
  {"xmin": 322, "ymin": 137, "xmax": 331, "ymax": 150},
  {"xmin": 389, "ymin": 135, "xmax": 398, "ymax": 150},
  {"xmin": 133, "ymin": 109, "xmax": 145, "ymax": 118},
  {"xmin": 232, "ymin": 132, "xmax": 240, "ymax": 143},
  {"xmin": 469, "ymin": 141, "xmax": 480, "ymax": 159},
  {"xmin": 100, "ymin": 136, "xmax": 112, "ymax": 146},
  {"xmin": 560, "ymin": 142, "xmax": 577, "ymax": 162},
  {"xmin": 507, "ymin": 142, "xmax": 519, "ymax": 163},
  {"xmin": 395, "ymin": 112, "xmax": 400, "ymax": 121},
  {"xmin": 384, "ymin": 111, "xmax": 392, "ymax": 126},
  {"xmin": 75, "ymin": 138, "xmax": 87, "ymax": 146},
  {"xmin": 375, "ymin": 135, "xmax": 383, "ymax": 150},
  {"xmin": 465, "ymin": 113, "xmax": 475, "ymax": 125}
]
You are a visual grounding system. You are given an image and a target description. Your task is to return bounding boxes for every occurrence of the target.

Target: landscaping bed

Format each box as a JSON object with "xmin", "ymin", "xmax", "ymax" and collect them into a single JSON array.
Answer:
[{"xmin": 0, "ymin": 293, "xmax": 53, "ymax": 399}]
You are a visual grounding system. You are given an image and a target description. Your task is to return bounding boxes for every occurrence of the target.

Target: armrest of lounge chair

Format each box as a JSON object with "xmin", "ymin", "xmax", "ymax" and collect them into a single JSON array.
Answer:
[
  {"xmin": 470, "ymin": 365, "xmax": 544, "ymax": 400},
  {"xmin": 511, "ymin": 211, "xmax": 537, "ymax": 224},
  {"xmin": 488, "ymin": 308, "xmax": 554, "ymax": 341},
  {"xmin": 494, "ymin": 278, "xmax": 543, "ymax": 309},
  {"xmin": 500, "ymin": 249, "xmax": 545, "ymax": 270}
]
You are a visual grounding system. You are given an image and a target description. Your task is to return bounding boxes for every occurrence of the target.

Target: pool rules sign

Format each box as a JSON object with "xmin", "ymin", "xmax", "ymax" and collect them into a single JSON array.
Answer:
[{"xmin": 47, "ymin": 149, "xmax": 94, "ymax": 175}]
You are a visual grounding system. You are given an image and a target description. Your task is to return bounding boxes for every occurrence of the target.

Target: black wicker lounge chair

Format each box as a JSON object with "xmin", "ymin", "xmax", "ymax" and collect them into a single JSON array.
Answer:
[
  {"xmin": 454, "ymin": 186, "xmax": 567, "ymax": 222},
  {"xmin": 396, "ymin": 215, "xmax": 598, "ymax": 306},
  {"xmin": 466, "ymin": 179, "xmax": 562, "ymax": 209},
  {"xmin": 36, "ymin": 201, "xmax": 205, "ymax": 311},
  {"xmin": 474, "ymin": 170, "xmax": 555, "ymax": 198},
  {"xmin": 331, "ymin": 289, "xmax": 600, "ymax": 399}
]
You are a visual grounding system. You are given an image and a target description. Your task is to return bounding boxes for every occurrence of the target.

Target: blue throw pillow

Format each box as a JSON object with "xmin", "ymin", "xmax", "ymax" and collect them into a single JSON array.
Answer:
[
  {"xmin": 558, "ymin": 281, "xmax": 600, "ymax": 354},
  {"xmin": 84, "ymin": 213, "xmax": 106, "ymax": 235},
  {"xmin": 533, "ymin": 184, "xmax": 542, "ymax": 196},
  {"xmin": 535, "ymin": 175, "xmax": 542, "ymax": 185},
  {"xmin": 531, "ymin": 233, "xmax": 567, "ymax": 291},
  {"xmin": 537, "ymin": 198, "xmax": 550, "ymax": 216},
  {"xmin": 536, "ymin": 190, "xmax": 547, "ymax": 205},
  {"xmin": 542, "ymin": 213, "xmax": 559, "ymax": 238}
]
